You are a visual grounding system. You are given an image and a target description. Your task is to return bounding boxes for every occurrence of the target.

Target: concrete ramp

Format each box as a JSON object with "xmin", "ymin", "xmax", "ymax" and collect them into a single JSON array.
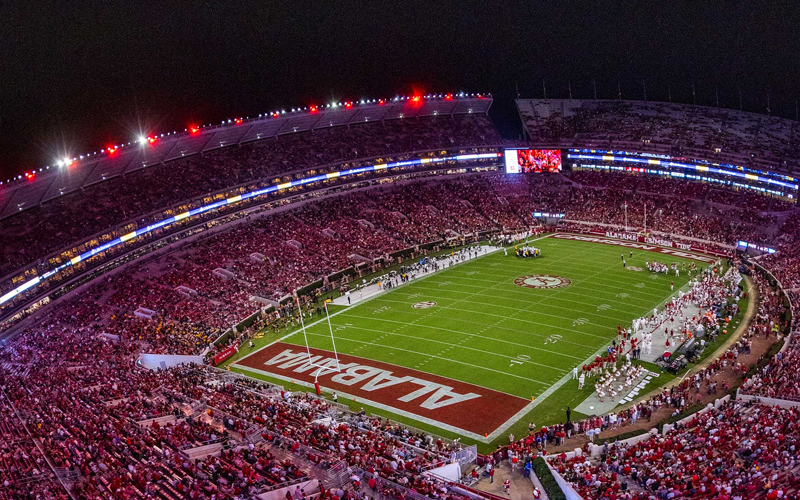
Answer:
[{"xmin": 212, "ymin": 268, "xmax": 235, "ymax": 280}]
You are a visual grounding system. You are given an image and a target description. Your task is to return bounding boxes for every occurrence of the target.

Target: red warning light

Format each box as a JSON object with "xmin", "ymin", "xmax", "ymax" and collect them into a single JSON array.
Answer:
[
  {"xmin": 147, "ymin": 136, "xmax": 156, "ymax": 144},
  {"xmin": 189, "ymin": 126, "xmax": 200, "ymax": 135},
  {"xmin": 378, "ymin": 99, "xmax": 385, "ymax": 106},
  {"xmin": 411, "ymin": 95, "xmax": 422, "ymax": 103},
  {"xmin": 445, "ymin": 93, "xmax": 453, "ymax": 100},
  {"xmin": 309, "ymin": 105, "xmax": 318, "ymax": 113},
  {"xmin": 235, "ymin": 118, "xmax": 243, "ymax": 125},
  {"xmin": 272, "ymin": 112, "xmax": 280, "ymax": 118},
  {"xmin": 106, "ymin": 146, "xmax": 118, "ymax": 155},
  {"xmin": 344, "ymin": 102, "xmax": 352, "ymax": 109},
  {"xmin": 25, "ymin": 172, "xmax": 34, "ymax": 180}
]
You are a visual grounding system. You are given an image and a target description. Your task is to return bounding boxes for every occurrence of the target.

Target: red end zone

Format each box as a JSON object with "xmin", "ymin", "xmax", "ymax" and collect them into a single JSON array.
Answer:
[
  {"xmin": 552, "ymin": 232, "xmax": 720, "ymax": 262},
  {"xmin": 236, "ymin": 342, "xmax": 530, "ymax": 436}
]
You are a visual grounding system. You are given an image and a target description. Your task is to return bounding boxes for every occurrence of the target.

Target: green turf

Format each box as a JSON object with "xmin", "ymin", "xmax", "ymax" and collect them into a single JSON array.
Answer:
[
  {"xmin": 237, "ymin": 236, "xmax": 715, "ymax": 445},
  {"xmin": 286, "ymin": 237, "xmax": 696, "ymax": 393}
]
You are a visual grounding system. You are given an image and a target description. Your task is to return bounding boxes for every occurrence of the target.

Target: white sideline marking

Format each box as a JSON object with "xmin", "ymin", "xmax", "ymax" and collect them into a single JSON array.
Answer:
[{"xmin": 234, "ymin": 363, "xmax": 536, "ymax": 443}]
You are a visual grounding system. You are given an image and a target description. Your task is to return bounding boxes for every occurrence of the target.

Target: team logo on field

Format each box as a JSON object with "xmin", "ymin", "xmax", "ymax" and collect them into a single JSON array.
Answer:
[
  {"xmin": 514, "ymin": 274, "xmax": 571, "ymax": 289},
  {"xmin": 627, "ymin": 266, "xmax": 643, "ymax": 272},
  {"xmin": 412, "ymin": 301, "xmax": 437, "ymax": 309}
]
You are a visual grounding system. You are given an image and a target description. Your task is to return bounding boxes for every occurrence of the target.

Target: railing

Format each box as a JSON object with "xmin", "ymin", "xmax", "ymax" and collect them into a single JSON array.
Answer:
[
  {"xmin": 178, "ymin": 436, "xmax": 229, "ymax": 451},
  {"xmin": 1, "ymin": 388, "xmax": 78, "ymax": 500},
  {"xmin": 353, "ymin": 469, "xmax": 431, "ymax": 500},
  {"xmin": 253, "ymin": 474, "xmax": 310, "ymax": 495}
]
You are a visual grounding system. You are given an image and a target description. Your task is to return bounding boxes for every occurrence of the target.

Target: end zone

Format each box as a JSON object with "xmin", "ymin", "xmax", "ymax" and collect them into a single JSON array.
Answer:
[{"xmin": 234, "ymin": 342, "xmax": 531, "ymax": 441}]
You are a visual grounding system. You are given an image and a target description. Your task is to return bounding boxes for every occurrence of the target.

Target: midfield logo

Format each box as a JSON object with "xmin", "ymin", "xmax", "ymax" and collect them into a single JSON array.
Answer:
[
  {"xmin": 412, "ymin": 301, "xmax": 437, "ymax": 309},
  {"xmin": 514, "ymin": 274, "xmax": 572, "ymax": 289}
]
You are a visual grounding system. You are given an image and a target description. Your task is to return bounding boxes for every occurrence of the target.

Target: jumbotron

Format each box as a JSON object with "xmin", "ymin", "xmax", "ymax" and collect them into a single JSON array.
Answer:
[{"xmin": 0, "ymin": 95, "xmax": 797, "ymax": 500}]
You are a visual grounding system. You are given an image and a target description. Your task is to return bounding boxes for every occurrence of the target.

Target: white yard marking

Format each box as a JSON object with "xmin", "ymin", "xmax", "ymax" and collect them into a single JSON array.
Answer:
[
  {"xmin": 444, "ymin": 272, "xmax": 666, "ymax": 298},
  {"xmin": 341, "ymin": 312, "xmax": 594, "ymax": 352},
  {"xmin": 372, "ymin": 296, "xmax": 618, "ymax": 332},
  {"xmin": 291, "ymin": 330, "xmax": 554, "ymax": 386},
  {"xmin": 509, "ymin": 354, "xmax": 531, "ymax": 367},
  {"xmin": 543, "ymin": 334, "xmax": 562, "ymax": 345},
  {"xmin": 324, "ymin": 323, "xmax": 581, "ymax": 367},
  {"xmin": 392, "ymin": 284, "xmax": 657, "ymax": 309}
]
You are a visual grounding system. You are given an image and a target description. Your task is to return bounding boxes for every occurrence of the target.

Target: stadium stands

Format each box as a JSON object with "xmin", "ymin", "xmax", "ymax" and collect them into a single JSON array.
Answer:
[
  {"xmin": 1, "ymin": 98, "xmax": 800, "ymax": 499},
  {"xmin": 549, "ymin": 400, "xmax": 800, "ymax": 499},
  {"xmin": 517, "ymin": 99, "xmax": 800, "ymax": 174},
  {"xmin": 0, "ymin": 113, "xmax": 502, "ymax": 278}
]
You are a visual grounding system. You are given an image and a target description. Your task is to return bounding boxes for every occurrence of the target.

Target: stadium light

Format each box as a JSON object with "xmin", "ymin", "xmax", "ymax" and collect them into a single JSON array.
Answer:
[{"xmin": 138, "ymin": 136, "xmax": 147, "ymax": 145}]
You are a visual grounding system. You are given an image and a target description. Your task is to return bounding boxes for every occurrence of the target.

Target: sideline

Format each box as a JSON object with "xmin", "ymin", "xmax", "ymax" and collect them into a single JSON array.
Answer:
[{"xmin": 615, "ymin": 273, "xmax": 757, "ymax": 411}]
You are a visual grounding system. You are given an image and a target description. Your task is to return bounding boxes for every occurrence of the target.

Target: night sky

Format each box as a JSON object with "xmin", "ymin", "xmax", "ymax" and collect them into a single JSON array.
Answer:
[{"xmin": 1, "ymin": 1, "xmax": 799, "ymax": 180}]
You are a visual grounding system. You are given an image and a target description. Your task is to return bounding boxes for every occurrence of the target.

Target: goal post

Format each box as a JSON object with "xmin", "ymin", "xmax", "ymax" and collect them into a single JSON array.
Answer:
[{"xmin": 296, "ymin": 297, "xmax": 341, "ymax": 394}]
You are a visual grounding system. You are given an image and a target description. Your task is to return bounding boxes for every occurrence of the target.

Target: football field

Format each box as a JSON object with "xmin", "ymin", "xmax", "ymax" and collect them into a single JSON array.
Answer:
[{"xmin": 234, "ymin": 234, "xmax": 712, "ymax": 444}]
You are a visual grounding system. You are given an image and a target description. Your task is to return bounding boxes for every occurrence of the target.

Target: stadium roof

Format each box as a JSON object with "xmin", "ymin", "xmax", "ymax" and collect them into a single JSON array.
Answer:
[
  {"xmin": 0, "ymin": 94, "xmax": 492, "ymax": 221},
  {"xmin": 516, "ymin": 99, "xmax": 800, "ymax": 175}
]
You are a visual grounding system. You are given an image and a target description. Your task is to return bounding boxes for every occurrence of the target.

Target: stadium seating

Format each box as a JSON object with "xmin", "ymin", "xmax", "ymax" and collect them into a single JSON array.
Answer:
[
  {"xmin": 517, "ymin": 99, "xmax": 800, "ymax": 174},
  {"xmin": 0, "ymin": 115, "xmax": 502, "ymax": 278},
  {"xmin": 2, "ymin": 102, "xmax": 800, "ymax": 499}
]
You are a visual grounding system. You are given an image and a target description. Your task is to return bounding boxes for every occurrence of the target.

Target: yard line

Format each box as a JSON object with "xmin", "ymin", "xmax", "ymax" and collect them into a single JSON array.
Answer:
[
  {"xmin": 435, "ymin": 274, "xmax": 667, "ymax": 300},
  {"xmin": 390, "ymin": 284, "xmax": 657, "ymax": 308},
  {"xmin": 396, "ymin": 242, "xmax": 636, "ymax": 343},
  {"xmin": 329, "ymin": 320, "xmax": 587, "ymax": 362},
  {"xmin": 337, "ymin": 312, "xmax": 603, "ymax": 352},
  {"xmin": 372, "ymin": 296, "xmax": 617, "ymax": 332},
  {"xmin": 290, "ymin": 331, "xmax": 556, "ymax": 387},
  {"xmin": 434, "ymin": 271, "xmax": 668, "ymax": 298},
  {"xmin": 377, "ymin": 290, "xmax": 648, "ymax": 323}
]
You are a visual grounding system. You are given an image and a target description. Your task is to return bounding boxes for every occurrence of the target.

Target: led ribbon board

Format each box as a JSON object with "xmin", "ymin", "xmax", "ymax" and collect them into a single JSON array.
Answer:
[
  {"xmin": 0, "ymin": 152, "xmax": 501, "ymax": 308},
  {"xmin": 566, "ymin": 151, "xmax": 798, "ymax": 192}
]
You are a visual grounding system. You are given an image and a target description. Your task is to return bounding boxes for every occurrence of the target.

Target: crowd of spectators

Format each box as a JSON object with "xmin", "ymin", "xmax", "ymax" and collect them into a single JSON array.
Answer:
[
  {"xmin": 2, "ymin": 155, "xmax": 800, "ymax": 498},
  {"xmin": 0, "ymin": 115, "xmax": 502, "ymax": 277},
  {"xmin": 3, "ymin": 171, "xmax": 795, "ymax": 356},
  {"xmin": 517, "ymin": 99, "xmax": 800, "ymax": 174},
  {"xmin": 549, "ymin": 400, "xmax": 800, "ymax": 500},
  {"xmin": 0, "ymin": 280, "xmax": 469, "ymax": 499}
]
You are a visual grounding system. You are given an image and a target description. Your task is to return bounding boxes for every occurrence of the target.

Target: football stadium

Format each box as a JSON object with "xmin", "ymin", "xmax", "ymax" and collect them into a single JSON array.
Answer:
[{"xmin": 2, "ymin": 6, "xmax": 800, "ymax": 500}]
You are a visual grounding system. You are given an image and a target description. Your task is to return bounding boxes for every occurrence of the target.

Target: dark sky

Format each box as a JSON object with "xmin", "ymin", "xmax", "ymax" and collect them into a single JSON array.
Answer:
[{"xmin": 1, "ymin": 1, "xmax": 799, "ymax": 180}]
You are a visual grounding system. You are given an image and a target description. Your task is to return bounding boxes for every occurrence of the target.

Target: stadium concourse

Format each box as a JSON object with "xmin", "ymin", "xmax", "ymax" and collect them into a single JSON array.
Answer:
[{"xmin": 0, "ymin": 98, "xmax": 798, "ymax": 500}]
